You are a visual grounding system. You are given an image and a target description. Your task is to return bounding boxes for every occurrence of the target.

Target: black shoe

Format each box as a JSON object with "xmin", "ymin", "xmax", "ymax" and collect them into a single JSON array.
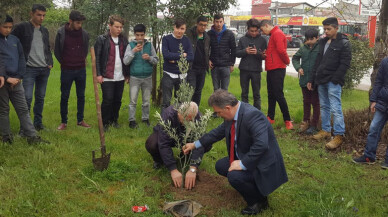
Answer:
[
  {"xmin": 241, "ymin": 198, "xmax": 269, "ymax": 215},
  {"xmin": 305, "ymin": 126, "xmax": 318, "ymax": 135},
  {"xmin": 381, "ymin": 161, "xmax": 388, "ymax": 169},
  {"xmin": 103, "ymin": 125, "xmax": 109, "ymax": 132},
  {"xmin": 352, "ymin": 155, "xmax": 376, "ymax": 165},
  {"xmin": 129, "ymin": 121, "xmax": 138, "ymax": 129},
  {"xmin": 27, "ymin": 136, "xmax": 50, "ymax": 145},
  {"xmin": 112, "ymin": 122, "xmax": 120, "ymax": 129},
  {"xmin": 153, "ymin": 161, "xmax": 162, "ymax": 169},
  {"xmin": 2, "ymin": 135, "xmax": 13, "ymax": 144},
  {"xmin": 142, "ymin": 119, "xmax": 150, "ymax": 127},
  {"xmin": 34, "ymin": 124, "xmax": 45, "ymax": 131}
]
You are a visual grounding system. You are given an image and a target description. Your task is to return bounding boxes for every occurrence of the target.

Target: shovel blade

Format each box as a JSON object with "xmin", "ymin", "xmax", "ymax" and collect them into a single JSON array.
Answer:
[{"xmin": 92, "ymin": 150, "xmax": 111, "ymax": 171}]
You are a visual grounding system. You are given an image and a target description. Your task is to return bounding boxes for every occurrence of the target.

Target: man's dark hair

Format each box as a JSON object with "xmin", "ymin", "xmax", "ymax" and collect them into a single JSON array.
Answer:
[
  {"xmin": 0, "ymin": 14, "xmax": 13, "ymax": 25},
  {"xmin": 197, "ymin": 16, "xmax": 208, "ymax": 23},
  {"xmin": 134, "ymin": 24, "xmax": 146, "ymax": 33},
  {"xmin": 305, "ymin": 28, "xmax": 319, "ymax": 40},
  {"xmin": 32, "ymin": 4, "xmax": 46, "ymax": 13},
  {"xmin": 322, "ymin": 17, "xmax": 338, "ymax": 28},
  {"xmin": 259, "ymin": 19, "xmax": 273, "ymax": 28},
  {"xmin": 174, "ymin": 18, "xmax": 186, "ymax": 28},
  {"xmin": 69, "ymin": 10, "xmax": 86, "ymax": 21},
  {"xmin": 247, "ymin": 18, "xmax": 260, "ymax": 29},
  {"xmin": 214, "ymin": 14, "xmax": 224, "ymax": 20},
  {"xmin": 208, "ymin": 90, "xmax": 238, "ymax": 108}
]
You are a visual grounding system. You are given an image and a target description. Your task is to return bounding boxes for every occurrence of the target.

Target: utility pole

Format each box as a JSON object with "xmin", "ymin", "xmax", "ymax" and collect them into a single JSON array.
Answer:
[{"xmin": 275, "ymin": 1, "xmax": 279, "ymax": 25}]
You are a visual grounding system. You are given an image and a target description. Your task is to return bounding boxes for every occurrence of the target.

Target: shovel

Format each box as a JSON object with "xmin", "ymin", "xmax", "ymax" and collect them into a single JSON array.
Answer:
[{"xmin": 90, "ymin": 47, "xmax": 111, "ymax": 171}]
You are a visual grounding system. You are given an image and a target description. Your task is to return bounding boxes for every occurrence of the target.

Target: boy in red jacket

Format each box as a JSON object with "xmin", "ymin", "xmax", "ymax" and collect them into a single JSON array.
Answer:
[{"xmin": 259, "ymin": 20, "xmax": 293, "ymax": 130}]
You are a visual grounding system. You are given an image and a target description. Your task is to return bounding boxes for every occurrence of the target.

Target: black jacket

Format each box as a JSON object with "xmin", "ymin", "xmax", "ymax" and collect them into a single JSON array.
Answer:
[
  {"xmin": 54, "ymin": 24, "xmax": 89, "ymax": 64},
  {"xmin": 94, "ymin": 33, "xmax": 129, "ymax": 78},
  {"xmin": 310, "ymin": 32, "xmax": 351, "ymax": 86},
  {"xmin": 198, "ymin": 102, "xmax": 288, "ymax": 196},
  {"xmin": 370, "ymin": 57, "xmax": 388, "ymax": 113},
  {"xmin": 154, "ymin": 105, "xmax": 206, "ymax": 171},
  {"xmin": 186, "ymin": 26, "xmax": 210, "ymax": 69},
  {"xmin": 236, "ymin": 33, "xmax": 267, "ymax": 72},
  {"xmin": 208, "ymin": 27, "xmax": 236, "ymax": 67},
  {"xmin": 11, "ymin": 21, "xmax": 53, "ymax": 66},
  {"xmin": 0, "ymin": 55, "xmax": 5, "ymax": 77}
]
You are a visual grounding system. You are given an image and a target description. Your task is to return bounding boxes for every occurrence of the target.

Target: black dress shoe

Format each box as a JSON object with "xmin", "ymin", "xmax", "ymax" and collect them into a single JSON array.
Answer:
[
  {"xmin": 241, "ymin": 199, "xmax": 269, "ymax": 215},
  {"xmin": 153, "ymin": 161, "xmax": 162, "ymax": 169},
  {"xmin": 34, "ymin": 124, "xmax": 45, "ymax": 131}
]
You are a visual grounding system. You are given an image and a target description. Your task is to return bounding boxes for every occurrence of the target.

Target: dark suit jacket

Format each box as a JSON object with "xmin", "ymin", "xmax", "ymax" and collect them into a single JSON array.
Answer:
[{"xmin": 199, "ymin": 102, "xmax": 288, "ymax": 196}]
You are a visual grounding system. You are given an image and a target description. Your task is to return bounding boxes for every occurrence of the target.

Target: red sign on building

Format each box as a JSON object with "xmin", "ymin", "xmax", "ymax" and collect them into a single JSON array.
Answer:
[{"xmin": 252, "ymin": 0, "xmax": 271, "ymax": 5}]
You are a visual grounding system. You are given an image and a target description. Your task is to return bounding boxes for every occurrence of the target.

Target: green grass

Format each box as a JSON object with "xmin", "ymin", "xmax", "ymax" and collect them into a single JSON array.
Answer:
[{"xmin": 1, "ymin": 56, "xmax": 387, "ymax": 216}]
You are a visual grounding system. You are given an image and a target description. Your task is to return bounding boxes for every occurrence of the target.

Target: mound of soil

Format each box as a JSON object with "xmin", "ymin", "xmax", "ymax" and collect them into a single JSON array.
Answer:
[
  {"xmin": 296, "ymin": 108, "xmax": 388, "ymax": 160},
  {"xmin": 164, "ymin": 171, "xmax": 245, "ymax": 216}
]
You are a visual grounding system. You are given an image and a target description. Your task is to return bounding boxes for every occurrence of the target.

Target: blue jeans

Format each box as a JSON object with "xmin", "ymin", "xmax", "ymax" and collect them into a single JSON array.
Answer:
[
  {"xmin": 211, "ymin": 66, "xmax": 230, "ymax": 91},
  {"xmin": 318, "ymin": 82, "xmax": 345, "ymax": 135},
  {"xmin": 60, "ymin": 68, "xmax": 86, "ymax": 124},
  {"xmin": 23, "ymin": 66, "xmax": 50, "ymax": 126},
  {"xmin": 364, "ymin": 110, "xmax": 388, "ymax": 160}
]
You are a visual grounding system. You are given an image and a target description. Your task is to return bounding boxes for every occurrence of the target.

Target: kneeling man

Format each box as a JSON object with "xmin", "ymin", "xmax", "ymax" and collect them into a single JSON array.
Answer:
[
  {"xmin": 146, "ymin": 102, "xmax": 209, "ymax": 189},
  {"xmin": 184, "ymin": 90, "xmax": 288, "ymax": 215}
]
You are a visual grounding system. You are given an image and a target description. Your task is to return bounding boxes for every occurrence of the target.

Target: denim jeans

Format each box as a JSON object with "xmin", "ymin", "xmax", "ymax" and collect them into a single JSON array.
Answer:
[
  {"xmin": 364, "ymin": 110, "xmax": 388, "ymax": 160},
  {"xmin": 101, "ymin": 80, "xmax": 124, "ymax": 126},
  {"xmin": 318, "ymin": 82, "xmax": 345, "ymax": 135},
  {"xmin": 161, "ymin": 72, "xmax": 182, "ymax": 111},
  {"xmin": 0, "ymin": 83, "xmax": 36, "ymax": 137},
  {"xmin": 60, "ymin": 68, "xmax": 86, "ymax": 124},
  {"xmin": 240, "ymin": 70, "xmax": 261, "ymax": 110},
  {"xmin": 128, "ymin": 76, "xmax": 152, "ymax": 122},
  {"xmin": 187, "ymin": 68, "xmax": 206, "ymax": 106},
  {"xmin": 23, "ymin": 66, "xmax": 50, "ymax": 126},
  {"xmin": 211, "ymin": 66, "xmax": 230, "ymax": 91}
]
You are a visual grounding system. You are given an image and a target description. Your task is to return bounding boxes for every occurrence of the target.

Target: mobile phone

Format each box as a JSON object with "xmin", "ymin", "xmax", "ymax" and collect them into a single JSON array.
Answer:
[
  {"xmin": 248, "ymin": 43, "xmax": 255, "ymax": 48},
  {"xmin": 137, "ymin": 40, "xmax": 143, "ymax": 46}
]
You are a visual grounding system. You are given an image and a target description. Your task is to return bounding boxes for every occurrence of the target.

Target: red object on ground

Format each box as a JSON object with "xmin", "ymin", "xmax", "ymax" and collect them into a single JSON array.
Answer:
[{"xmin": 132, "ymin": 205, "xmax": 149, "ymax": 212}]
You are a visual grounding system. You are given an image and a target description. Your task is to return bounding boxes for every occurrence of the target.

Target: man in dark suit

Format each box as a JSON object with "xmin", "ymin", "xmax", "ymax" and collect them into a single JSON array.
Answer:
[{"xmin": 183, "ymin": 90, "xmax": 288, "ymax": 215}]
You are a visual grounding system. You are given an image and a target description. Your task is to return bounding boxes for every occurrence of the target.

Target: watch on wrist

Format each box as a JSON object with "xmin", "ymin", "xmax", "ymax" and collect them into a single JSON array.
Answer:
[{"xmin": 189, "ymin": 168, "xmax": 197, "ymax": 173}]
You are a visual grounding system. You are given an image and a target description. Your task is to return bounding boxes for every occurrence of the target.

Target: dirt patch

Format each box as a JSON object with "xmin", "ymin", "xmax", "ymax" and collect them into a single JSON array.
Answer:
[
  {"xmin": 295, "ymin": 109, "xmax": 388, "ymax": 160},
  {"xmin": 163, "ymin": 170, "xmax": 245, "ymax": 216}
]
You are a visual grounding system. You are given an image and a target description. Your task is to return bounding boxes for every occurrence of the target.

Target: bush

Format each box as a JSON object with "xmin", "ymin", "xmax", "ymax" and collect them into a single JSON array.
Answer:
[{"xmin": 344, "ymin": 37, "xmax": 375, "ymax": 89}]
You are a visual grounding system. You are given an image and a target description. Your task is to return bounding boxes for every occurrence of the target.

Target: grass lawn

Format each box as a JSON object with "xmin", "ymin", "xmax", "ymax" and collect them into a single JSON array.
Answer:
[{"xmin": 1, "ymin": 56, "xmax": 388, "ymax": 216}]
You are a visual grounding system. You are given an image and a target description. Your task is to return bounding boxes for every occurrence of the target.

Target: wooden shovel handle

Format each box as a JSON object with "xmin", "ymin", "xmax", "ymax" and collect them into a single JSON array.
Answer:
[{"xmin": 90, "ymin": 47, "xmax": 106, "ymax": 149}]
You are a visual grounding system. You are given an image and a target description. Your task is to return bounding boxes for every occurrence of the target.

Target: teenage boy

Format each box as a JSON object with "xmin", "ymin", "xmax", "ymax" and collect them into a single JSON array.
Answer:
[
  {"xmin": 124, "ymin": 24, "xmax": 158, "ymax": 128},
  {"xmin": 186, "ymin": 16, "xmax": 210, "ymax": 106},
  {"xmin": 353, "ymin": 57, "xmax": 388, "ymax": 169},
  {"xmin": 236, "ymin": 18, "xmax": 267, "ymax": 111},
  {"xmin": 307, "ymin": 17, "xmax": 351, "ymax": 149},
  {"xmin": 292, "ymin": 28, "xmax": 320, "ymax": 135},
  {"xmin": 0, "ymin": 15, "xmax": 49, "ymax": 144},
  {"xmin": 54, "ymin": 10, "xmax": 90, "ymax": 130},
  {"xmin": 259, "ymin": 19, "xmax": 293, "ymax": 130},
  {"xmin": 94, "ymin": 15, "xmax": 129, "ymax": 131},
  {"xmin": 161, "ymin": 18, "xmax": 194, "ymax": 111},
  {"xmin": 12, "ymin": 4, "xmax": 53, "ymax": 131},
  {"xmin": 208, "ymin": 14, "xmax": 236, "ymax": 92}
]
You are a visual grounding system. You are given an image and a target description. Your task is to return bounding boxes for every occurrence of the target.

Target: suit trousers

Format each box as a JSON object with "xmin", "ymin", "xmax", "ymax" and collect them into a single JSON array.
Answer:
[{"xmin": 215, "ymin": 157, "xmax": 266, "ymax": 206}]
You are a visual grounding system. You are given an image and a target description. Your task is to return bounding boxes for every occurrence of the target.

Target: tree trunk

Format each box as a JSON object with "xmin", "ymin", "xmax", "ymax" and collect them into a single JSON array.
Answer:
[{"xmin": 370, "ymin": 0, "xmax": 388, "ymax": 91}]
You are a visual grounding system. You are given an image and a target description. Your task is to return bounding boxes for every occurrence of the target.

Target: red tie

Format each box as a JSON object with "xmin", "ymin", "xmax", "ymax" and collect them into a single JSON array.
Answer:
[{"xmin": 229, "ymin": 120, "xmax": 236, "ymax": 165}]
